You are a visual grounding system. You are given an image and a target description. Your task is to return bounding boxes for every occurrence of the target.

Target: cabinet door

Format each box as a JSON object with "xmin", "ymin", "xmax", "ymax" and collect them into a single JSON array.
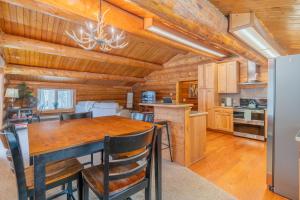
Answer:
[
  {"xmin": 206, "ymin": 89, "xmax": 215, "ymax": 110},
  {"xmin": 215, "ymin": 112, "xmax": 233, "ymax": 132},
  {"xmin": 205, "ymin": 63, "xmax": 215, "ymax": 89},
  {"xmin": 207, "ymin": 109, "xmax": 215, "ymax": 129},
  {"xmin": 198, "ymin": 64, "xmax": 205, "ymax": 89},
  {"xmin": 198, "ymin": 89, "xmax": 206, "ymax": 112},
  {"xmin": 217, "ymin": 63, "xmax": 227, "ymax": 93},
  {"xmin": 226, "ymin": 61, "xmax": 239, "ymax": 93}
]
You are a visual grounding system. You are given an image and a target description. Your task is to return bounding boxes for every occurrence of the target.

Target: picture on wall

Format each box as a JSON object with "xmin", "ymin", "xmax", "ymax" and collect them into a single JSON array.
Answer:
[{"xmin": 188, "ymin": 83, "xmax": 198, "ymax": 98}]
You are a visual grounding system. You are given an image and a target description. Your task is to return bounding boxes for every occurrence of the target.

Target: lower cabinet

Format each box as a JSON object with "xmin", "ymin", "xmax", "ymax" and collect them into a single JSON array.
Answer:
[{"xmin": 211, "ymin": 107, "xmax": 233, "ymax": 132}]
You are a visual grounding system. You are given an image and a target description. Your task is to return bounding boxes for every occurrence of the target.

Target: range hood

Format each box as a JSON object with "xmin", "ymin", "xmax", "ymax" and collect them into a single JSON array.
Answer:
[{"xmin": 239, "ymin": 61, "xmax": 266, "ymax": 85}]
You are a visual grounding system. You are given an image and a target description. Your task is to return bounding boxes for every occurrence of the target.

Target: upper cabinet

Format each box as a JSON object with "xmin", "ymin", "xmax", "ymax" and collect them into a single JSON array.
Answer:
[
  {"xmin": 198, "ymin": 63, "xmax": 218, "ymax": 89},
  {"xmin": 217, "ymin": 61, "xmax": 240, "ymax": 93}
]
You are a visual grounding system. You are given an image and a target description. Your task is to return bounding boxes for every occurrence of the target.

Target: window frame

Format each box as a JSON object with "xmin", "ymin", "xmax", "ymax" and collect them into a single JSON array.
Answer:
[{"xmin": 37, "ymin": 88, "xmax": 76, "ymax": 113}]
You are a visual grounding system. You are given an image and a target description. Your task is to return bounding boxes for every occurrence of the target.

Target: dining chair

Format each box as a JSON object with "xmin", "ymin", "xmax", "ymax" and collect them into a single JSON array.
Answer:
[
  {"xmin": 60, "ymin": 111, "xmax": 93, "ymax": 121},
  {"xmin": 60, "ymin": 111, "xmax": 96, "ymax": 166},
  {"xmin": 132, "ymin": 112, "xmax": 173, "ymax": 162},
  {"xmin": 4, "ymin": 128, "xmax": 84, "ymax": 200},
  {"xmin": 81, "ymin": 126, "xmax": 157, "ymax": 200}
]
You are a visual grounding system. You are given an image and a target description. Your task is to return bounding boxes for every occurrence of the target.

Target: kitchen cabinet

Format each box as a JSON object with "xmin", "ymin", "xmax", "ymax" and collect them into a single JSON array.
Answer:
[
  {"xmin": 218, "ymin": 61, "xmax": 240, "ymax": 93},
  {"xmin": 214, "ymin": 107, "xmax": 233, "ymax": 132},
  {"xmin": 198, "ymin": 63, "xmax": 219, "ymax": 129}
]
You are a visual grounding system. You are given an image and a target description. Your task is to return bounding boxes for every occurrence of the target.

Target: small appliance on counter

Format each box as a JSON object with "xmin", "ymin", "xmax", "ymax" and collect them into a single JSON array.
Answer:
[
  {"xmin": 141, "ymin": 91, "xmax": 156, "ymax": 103},
  {"xmin": 233, "ymin": 98, "xmax": 267, "ymax": 141},
  {"xmin": 162, "ymin": 97, "xmax": 173, "ymax": 103},
  {"xmin": 225, "ymin": 97, "xmax": 233, "ymax": 107}
]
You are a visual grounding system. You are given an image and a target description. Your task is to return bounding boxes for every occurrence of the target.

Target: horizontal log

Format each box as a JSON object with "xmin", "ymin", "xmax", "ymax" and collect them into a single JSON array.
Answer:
[
  {"xmin": 7, "ymin": 80, "xmax": 132, "ymax": 90},
  {"xmin": 4, "ymin": 64, "xmax": 145, "ymax": 82},
  {"xmin": 0, "ymin": 34, "xmax": 163, "ymax": 71}
]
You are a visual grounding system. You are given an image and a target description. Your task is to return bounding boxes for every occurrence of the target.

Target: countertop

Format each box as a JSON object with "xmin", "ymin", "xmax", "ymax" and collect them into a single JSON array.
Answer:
[
  {"xmin": 139, "ymin": 103, "xmax": 193, "ymax": 108},
  {"xmin": 190, "ymin": 111, "xmax": 208, "ymax": 117}
]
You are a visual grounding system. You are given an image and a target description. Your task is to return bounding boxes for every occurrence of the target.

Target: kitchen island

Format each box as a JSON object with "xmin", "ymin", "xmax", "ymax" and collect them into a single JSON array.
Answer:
[{"xmin": 140, "ymin": 103, "xmax": 207, "ymax": 166}]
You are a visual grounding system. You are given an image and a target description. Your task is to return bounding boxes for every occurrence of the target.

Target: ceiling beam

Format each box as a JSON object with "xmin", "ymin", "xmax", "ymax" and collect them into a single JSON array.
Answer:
[
  {"xmin": 124, "ymin": 0, "xmax": 268, "ymax": 66},
  {"xmin": 0, "ymin": 34, "xmax": 162, "ymax": 71},
  {"xmin": 4, "ymin": 64, "xmax": 145, "ymax": 82},
  {"xmin": 2, "ymin": 0, "xmax": 229, "ymax": 59},
  {"xmin": 7, "ymin": 80, "xmax": 132, "ymax": 90}
]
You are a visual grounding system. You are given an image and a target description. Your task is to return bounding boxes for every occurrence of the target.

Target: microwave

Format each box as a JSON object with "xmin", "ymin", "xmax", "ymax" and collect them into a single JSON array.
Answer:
[{"xmin": 141, "ymin": 91, "xmax": 156, "ymax": 103}]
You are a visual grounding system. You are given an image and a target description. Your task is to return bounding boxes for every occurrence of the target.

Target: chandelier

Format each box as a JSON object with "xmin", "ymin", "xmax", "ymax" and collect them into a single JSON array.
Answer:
[{"xmin": 65, "ymin": 0, "xmax": 128, "ymax": 51}]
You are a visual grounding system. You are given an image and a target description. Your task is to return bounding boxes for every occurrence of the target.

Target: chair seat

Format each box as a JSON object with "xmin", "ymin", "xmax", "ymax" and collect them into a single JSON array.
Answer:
[
  {"xmin": 25, "ymin": 158, "xmax": 83, "ymax": 190},
  {"xmin": 82, "ymin": 163, "xmax": 145, "ymax": 196}
]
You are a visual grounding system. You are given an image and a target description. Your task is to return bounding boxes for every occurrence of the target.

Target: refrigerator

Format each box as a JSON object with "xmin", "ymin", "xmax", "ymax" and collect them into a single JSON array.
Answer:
[{"xmin": 267, "ymin": 54, "xmax": 300, "ymax": 199}]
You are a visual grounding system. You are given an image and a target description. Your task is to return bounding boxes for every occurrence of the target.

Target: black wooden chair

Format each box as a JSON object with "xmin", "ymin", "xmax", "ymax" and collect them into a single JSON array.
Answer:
[
  {"xmin": 4, "ymin": 128, "xmax": 84, "ymax": 200},
  {"xmin": 132, "ymin": 112, "xmax": 173, "ymax": 162},
  {"xmin": 81, "ymin": 126, "xmax": 157, "ymax": 200},
  {"xmin": 60, "ymin": 111, "xmax": 93, "ymax": 121},
  {"xmin": 60, "ymin": 111, "xmax": 96, "ymax": 166}
]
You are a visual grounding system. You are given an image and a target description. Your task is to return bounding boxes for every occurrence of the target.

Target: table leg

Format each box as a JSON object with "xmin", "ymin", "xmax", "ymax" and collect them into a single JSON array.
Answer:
[
  {"xmin": 33, "ymin": 156, "xmax": 46, "ymax": 200},
  {"xmin": 155, "ymin": 128, "xmax": 162, "ymax": 200}
]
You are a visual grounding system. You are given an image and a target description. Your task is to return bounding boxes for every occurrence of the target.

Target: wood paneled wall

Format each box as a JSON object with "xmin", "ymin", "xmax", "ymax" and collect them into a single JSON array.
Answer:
[
  {"xmin": 4, "ymin": 80, "xmax": 130, "ymax": 110},
  {"xmin": 133, "ymin": 55, "xmax": 268, "ymax": 110}
]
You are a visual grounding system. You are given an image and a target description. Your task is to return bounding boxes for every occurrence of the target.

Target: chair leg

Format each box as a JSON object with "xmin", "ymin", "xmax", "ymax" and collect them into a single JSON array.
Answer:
[
  {"xmin": 83, "ymin": 179, "xmax": 89, "ymax": 200},
  {"xmin": 67, "ymin": 181, "xmax": 73, "ymax": 200},
  {"xmin": 77, "ymin": 175, "xmax": 83, "ymax": 200},
  {"xmin": 101, "ymin": 150, "xmax": 104, "ymax": 164},
  {"xmin": 91, "ymin": 153, "xmax": 94, "ymax": 166},
  {"xmin": 165, "ymin": 123, "xmax": 173, "ymax": 162},
  {"xmin": 145, "ymin": 186, "xmax": 151, "ymax": 200}
]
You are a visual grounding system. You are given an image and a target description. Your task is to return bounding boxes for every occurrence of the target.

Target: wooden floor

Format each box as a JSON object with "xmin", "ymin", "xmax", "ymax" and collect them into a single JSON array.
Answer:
[{"xmin": 189, "ymin": 131, "xmax": 287, "ymax": 200}]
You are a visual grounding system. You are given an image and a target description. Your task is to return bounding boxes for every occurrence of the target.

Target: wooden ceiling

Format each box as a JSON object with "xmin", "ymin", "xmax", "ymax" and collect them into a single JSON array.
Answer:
[
  {"xmin": 0, "ymin": 0, "xmax": 282, "ymax": 88},
  {"xmin": 0, "ymin": 0, "xmax": 190, "ymax": 87},
  {"xmin": 209, "ymin": 0, "xmax": 300, "ymax": 54}
]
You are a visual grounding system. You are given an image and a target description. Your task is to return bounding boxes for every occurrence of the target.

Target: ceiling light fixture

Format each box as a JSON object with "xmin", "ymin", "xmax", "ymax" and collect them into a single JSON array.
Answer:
[
  {"xmin": 65, "ymin": 0, "xmax": 128, "ymax": 51},
  {"xmin": 229, "ymin": 13, "xmax": 283, "ymax": 59},
  {"xmin": 144, "ymin": 18, "xmax": 226, "ymax": 58}
]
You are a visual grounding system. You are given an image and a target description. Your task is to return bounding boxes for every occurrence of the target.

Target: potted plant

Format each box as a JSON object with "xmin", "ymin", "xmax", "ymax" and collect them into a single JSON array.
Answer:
[{"xmin": 17, "ymin": 82, "xmax": 37, "ymax": 108}]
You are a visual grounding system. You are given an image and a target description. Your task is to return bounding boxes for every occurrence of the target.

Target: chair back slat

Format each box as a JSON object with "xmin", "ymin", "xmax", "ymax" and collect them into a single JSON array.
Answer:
[
  {"xmin": 109, "ymin": 161, "xmax": 147, "ymax": 181},
  {"xmin": 109, "ymin": 149, "xmax": 149, "ymax": 166},
  {"xmin": 60, "ymin": 111, "xmax": 93, "ymax": 121},
  {"xmin": 5, "ymin": 130, "xmax": 28, "ymax": 200},
  {"xmin": 106, "ymin": 127, "xmax": 155, "ymax": 154}
]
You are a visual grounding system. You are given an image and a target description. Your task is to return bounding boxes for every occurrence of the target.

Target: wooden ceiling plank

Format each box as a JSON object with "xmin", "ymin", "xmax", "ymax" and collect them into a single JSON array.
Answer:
[
  {"xmin": 127, "ymin": 0, "xmax": 268, "ymax": 66},
  {"xmin": 0, "ymin": 34, "xmax": 163, "ymax": 70},
  {"xmin": 2, "ymin": 0, "xmax": 231, "ymax": 59},
  {"xmin": 4, "ymin": 64, "xmax": 145, "ymax": 83}
]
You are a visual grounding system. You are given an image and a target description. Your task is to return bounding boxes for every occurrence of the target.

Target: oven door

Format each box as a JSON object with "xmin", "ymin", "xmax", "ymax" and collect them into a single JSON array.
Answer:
[{"xmin": 233, "ymin": 121, "xmax": 265, "ymax": 141}]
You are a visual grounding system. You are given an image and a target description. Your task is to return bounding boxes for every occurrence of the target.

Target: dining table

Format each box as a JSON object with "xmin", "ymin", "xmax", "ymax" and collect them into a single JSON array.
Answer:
[{"xmin": 28, "ymin": 115, "xmax": 162, "ymax": 200}]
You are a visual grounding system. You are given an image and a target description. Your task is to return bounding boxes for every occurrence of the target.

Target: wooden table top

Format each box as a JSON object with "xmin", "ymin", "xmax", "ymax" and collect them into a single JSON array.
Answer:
[{"xmin": 28, "ymin": 116, "xmax": 154, "ymax": 156}]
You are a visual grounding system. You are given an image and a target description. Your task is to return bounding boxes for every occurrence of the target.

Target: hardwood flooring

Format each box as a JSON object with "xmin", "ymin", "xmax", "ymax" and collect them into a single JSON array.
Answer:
[{"xmin": 189, "ymin": 131, "xmax": 287, "ymax": 200}]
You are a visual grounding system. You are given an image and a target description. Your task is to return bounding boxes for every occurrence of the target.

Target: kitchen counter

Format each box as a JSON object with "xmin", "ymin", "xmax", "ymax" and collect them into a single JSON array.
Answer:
[
  {"xmin": 190, "ymin": 111, "xmax": 208, "ymax": 117},
  {"xmin": 140, "ymin": 102, "xmax": 206, "ymax": 166},
  {"xmin": 139, "ymin": 103, "xmax": 193, "ymax": 108}
]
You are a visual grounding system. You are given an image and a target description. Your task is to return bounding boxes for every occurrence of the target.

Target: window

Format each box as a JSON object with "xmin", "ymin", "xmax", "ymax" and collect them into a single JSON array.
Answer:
[{"xmin": 37, "ymin": 89, "xmax": 74, "ymax": 111}]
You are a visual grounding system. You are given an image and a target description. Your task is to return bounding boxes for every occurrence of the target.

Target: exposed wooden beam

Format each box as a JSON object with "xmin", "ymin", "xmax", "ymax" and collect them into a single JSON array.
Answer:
[
  {"xmin": 0, "ymin": 34, "xmax": 162, "ymax": 71},
  {"xmin": 2, "ymin": 0, "xmax": 230, "ymax": 59},
  {"xmin": 122, "ymin": 0, "xmax": 268, "ymax": 66},
  {"xmin": 7, "ymin": 80, "xmax": 132, "ymax": 90},
  {"xmin": 4, "ymin": 64, "xmax": 145, "ymax": 82}
]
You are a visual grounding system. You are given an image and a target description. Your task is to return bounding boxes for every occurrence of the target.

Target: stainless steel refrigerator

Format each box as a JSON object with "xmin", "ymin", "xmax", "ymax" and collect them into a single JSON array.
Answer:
[{"xmin": 267, "ymin": 54, "xmax": 300, "ymax": 199}]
